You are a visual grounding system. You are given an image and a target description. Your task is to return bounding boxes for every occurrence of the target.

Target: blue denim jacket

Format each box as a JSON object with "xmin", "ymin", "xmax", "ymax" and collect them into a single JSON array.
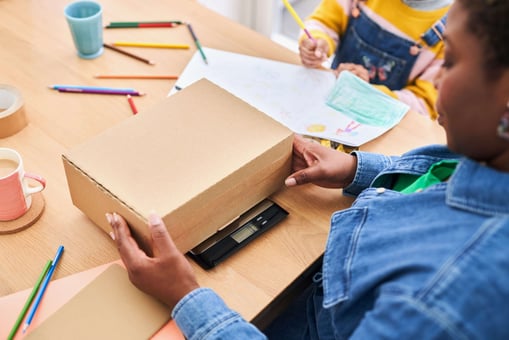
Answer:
[{"xmin": 172, "ymin": 145, "xmax": 509, "ymax": 339}]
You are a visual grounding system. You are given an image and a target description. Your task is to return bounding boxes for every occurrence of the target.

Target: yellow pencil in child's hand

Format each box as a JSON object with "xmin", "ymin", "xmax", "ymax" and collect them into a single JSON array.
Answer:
[
  {"xmin": 282, "ymin": 0, "xmax": 316, "ymax": 42},
  {"xmin": 113, "ymin": 41, "xmax": 189, "ymax": 49}
]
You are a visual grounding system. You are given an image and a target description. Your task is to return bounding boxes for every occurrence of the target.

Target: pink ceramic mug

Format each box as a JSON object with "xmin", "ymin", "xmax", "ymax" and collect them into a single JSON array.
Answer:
[{"xmin": 0, "ymin": 148, "xmax": 46, "ymax": 221}]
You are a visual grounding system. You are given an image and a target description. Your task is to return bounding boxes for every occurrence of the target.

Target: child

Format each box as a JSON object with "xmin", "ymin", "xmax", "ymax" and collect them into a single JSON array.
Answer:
[
  {"xmin": 300, "ymin": 0, "xmax": 451, "ymax": 120},
  {"xmin": 109, "ymin": 0, "xmax": 509, "ymax": 338}
]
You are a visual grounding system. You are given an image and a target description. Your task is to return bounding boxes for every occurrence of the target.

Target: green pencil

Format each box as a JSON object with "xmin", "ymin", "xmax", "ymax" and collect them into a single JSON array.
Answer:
[
  {"xmin": 7, "ymin": 260, "xmax": 52, "ymax": 340},
  {"xmin": 108, "ymin": 21, "xmax": 183, "ymax": 25},
  {"xmin": 106, "ymin": 21, "xmax": 183, "ymax": 28},
  {"xmin": 186, "ymin": 23, "xmax": 208, "ymax": 64}
]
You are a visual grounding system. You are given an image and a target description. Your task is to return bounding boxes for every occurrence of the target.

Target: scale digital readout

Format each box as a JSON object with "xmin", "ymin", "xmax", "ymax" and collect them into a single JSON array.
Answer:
[{"xmin": 188, "ymin": 199, "xmax": 288, "ymax": 269}]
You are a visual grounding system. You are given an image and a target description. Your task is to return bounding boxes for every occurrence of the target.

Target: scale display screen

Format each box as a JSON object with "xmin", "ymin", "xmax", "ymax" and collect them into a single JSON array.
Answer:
[
  {"xmin": 231, "ymin": 223, "xmax": 259, "ymax": 243},
  {"xmin": 188, "ymin": 200, "xmax": 288, "ymax": 269}
]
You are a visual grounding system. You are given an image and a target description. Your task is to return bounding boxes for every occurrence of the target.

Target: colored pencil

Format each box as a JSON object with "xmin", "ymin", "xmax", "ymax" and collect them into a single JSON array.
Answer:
[
  {"xmin": 94, "ymin": 74, "xmax": 178, "ymax": 80},
  {"xmin": 57, "ymin": 88, "xmax": 145, "ymax": 96},
  {"xmin": 7, "ymin": 260, "xmax": 52, "ymax": 340},
  {"xmin": 282, "ymin": 0, "xmax": 316, "ymax": 42},
  {"xmin": 186, "ymin": 23, "xmax": 208, "ymax": 64},
  {"xmin": 113, "ymin": 41, "xmax": 189, "ymax": 49},
  {"xmin": 107, "ymin": 21, "xmax": 183, "ymax": 27},
  {"xmin": 23, "ymin": 245, "xmax": 64, "ymax": 333},
  {"xmin": 126, "ymin": 95, "xmax": 138, "ymax": 115},
  {"xmin": 103, "ymin": 43, "xmax": 155, "ymax": 65},
  {"xmin": 49, "ymin": 84, "xmax": 136, "ymax": 92},
  {"xmin": 106, "ymin": 23, "xmax": 178, "ymax": 28}
]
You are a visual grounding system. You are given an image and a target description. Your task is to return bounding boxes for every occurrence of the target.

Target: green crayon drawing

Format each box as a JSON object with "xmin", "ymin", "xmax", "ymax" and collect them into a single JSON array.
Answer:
[{"xmin": 326, "ymin": 71, "xmax": 409, "ymax": 127}]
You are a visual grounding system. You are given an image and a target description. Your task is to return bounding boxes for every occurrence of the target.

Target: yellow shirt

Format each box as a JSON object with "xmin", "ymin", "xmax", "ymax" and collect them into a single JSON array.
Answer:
[{"xmin": 304, "ymin": 0, "xmax": 450, "ymax": 119}]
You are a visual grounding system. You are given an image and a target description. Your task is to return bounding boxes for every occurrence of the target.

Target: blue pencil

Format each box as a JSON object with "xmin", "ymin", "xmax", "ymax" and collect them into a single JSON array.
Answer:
[
  {"xmin": 22, "ymin": 245, "xmax": 65, "ymax": 333},
  {"xmin": 49, "ymin": 85, "xmax": 137, "ymax": 92},
  {"xmin": 7, "ymin": 260, "xmax": 51, "ymax": 340}
]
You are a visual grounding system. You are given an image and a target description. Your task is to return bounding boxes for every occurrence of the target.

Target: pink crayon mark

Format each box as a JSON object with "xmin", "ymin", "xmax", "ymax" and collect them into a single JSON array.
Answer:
[{"xmin": 336, "ymin": 121, "xmax": 361, "ymax": 135}]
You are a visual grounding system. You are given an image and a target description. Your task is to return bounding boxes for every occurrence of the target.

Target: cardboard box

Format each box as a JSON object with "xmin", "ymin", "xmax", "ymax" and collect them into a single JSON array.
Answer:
[{"xmin": 62, "ymin": 79, "xmax": 293, "ymax": 253}]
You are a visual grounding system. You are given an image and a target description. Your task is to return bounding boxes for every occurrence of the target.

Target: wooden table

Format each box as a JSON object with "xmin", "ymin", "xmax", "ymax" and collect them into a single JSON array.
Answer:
[{"xmin": 0, "ymin": 0, "xmax": 445, "ymax": 327}]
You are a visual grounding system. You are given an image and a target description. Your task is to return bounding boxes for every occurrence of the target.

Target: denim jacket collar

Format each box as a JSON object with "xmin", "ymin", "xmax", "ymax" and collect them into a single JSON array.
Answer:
[
  {"xmin": 447, "ymin": 158, "xmax": 509, "ymax": 216},
  {"xmin": 372, "ymin": 154, "xmax": 509, "ymax": 216}
]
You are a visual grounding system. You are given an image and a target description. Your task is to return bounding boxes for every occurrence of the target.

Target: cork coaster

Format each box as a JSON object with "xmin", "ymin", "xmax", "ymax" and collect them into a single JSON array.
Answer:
[{"xmin": 0, "ymin": 192, "xmax": 45, "ymax": 234}]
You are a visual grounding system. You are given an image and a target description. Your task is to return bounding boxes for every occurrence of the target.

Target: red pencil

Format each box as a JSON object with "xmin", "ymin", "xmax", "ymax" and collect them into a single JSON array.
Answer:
[
  {"xmin": 105, "ymin": 22, "xmax": 181, "ymax": 28},
  {"xmin": 127, "ymin": 94, "xmax": 138, "ymax": 114}
]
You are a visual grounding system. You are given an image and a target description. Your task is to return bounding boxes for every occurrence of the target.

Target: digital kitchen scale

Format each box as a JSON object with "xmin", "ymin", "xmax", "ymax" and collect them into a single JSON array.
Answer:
[{"xmin": 188, "ymin": 199, "xmax": 288, "ymax": 269}]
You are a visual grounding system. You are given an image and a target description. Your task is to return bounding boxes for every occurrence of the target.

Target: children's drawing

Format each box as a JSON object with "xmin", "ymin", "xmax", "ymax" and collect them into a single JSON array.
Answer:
[
  {"xmin": 169, "ymin": 48, "xmax": 409, "ymax": 147},
  {"xmin": 307, "ymin": 124, "xmax": 327, "ymax": 133},
  {"xmin": 336, "ymin": 121, "xmax": 361, "ymax": 136}
]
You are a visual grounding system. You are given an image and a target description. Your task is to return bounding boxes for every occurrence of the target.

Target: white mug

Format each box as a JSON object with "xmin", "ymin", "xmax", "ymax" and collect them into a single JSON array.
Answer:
[{"xmin": 0, "ymin": 148, "xmax": 46, "ymax": 221}]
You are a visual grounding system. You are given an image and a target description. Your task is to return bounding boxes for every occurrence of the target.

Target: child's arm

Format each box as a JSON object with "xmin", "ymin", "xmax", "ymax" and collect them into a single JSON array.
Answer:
[{"xmin": 299, "ymin": 0, "xmax": 350, "ymax": 67}]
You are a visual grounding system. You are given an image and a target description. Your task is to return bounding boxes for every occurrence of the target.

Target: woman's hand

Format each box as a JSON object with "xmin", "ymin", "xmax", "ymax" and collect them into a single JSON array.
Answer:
[
  {"xmin": 107, "ymin": 212, "xmax": 200, "ymax": 310},
  {"xmin": 285, "ymin": 135, "xmax": 358, "ymax": 188}
]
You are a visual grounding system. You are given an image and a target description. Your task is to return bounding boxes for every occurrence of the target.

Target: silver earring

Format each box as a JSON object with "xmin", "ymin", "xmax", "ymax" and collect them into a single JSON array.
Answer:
[{"xmin": 497, "ymin": 102, "xmax": 509, "ymax": 141}]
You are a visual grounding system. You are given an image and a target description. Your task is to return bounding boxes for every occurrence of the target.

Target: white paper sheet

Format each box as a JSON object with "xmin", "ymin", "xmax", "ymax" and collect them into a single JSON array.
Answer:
[{"xmin": 170, "ymin": 48, "xmax": 409, "ymax": 147}]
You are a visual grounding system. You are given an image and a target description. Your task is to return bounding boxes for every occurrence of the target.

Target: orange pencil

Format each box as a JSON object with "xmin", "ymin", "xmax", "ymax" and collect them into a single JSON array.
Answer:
[
  {"xmin": 95, "ymin": 74, "xmax": 178, "ymax": 80},
  {"xmin": 126, "ymin": 95, "xmax": 138, "ymax": 115}
]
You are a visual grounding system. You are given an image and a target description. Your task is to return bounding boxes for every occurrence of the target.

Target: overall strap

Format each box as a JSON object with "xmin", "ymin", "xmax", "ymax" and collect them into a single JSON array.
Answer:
[{"xmin": 420, "ymin": 13, "xmax": 448, "ymax": 47}]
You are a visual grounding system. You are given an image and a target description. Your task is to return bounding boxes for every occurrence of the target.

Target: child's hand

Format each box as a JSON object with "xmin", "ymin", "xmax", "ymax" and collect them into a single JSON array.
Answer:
[
  {"xmin": 299, "ymin": 37, "xmax": 329, "ymax": 68},
  {"xmin": 334, "ymin": 63, "xmax": 370, "ymax": 82}
]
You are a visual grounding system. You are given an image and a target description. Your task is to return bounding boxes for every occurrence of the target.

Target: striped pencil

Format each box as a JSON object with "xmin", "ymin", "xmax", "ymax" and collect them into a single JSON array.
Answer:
[{"xmin": 106, "ymin": 21, "xmax": 183, "ymax": 28}]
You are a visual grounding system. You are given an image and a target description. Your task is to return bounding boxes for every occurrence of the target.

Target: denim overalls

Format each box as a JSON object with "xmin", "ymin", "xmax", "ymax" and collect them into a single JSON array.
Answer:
[{"xmin": 331, "ymin": 4, "xmax": 447, "ymax": 90}]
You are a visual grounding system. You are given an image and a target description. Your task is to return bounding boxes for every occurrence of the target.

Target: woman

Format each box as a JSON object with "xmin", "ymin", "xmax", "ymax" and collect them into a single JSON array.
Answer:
[{"xmin": 107, "ymin": 0, "xmax": 509, "ymax": 338}]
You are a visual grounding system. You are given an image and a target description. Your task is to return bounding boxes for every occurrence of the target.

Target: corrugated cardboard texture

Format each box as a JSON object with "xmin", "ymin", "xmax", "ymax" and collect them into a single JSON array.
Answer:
[{"xmin": 63, "ymin": 79, "xmax": 293, "ymax": 253}]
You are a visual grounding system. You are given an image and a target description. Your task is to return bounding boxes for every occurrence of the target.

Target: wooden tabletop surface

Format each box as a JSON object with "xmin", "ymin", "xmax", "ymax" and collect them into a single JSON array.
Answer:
[{"xmin": 0, "ymin": 0, "xmax": 445, "ymax": 323}]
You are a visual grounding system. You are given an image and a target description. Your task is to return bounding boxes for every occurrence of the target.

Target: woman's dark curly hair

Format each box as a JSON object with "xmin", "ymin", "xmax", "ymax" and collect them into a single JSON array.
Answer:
[{"xmin": 458, "ymin": 0, "xmax": 509, "ymax": 77}]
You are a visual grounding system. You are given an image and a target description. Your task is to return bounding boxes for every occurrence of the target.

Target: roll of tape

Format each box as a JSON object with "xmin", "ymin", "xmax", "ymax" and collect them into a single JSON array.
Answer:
[{"xmin": 0, "ymin": 84, "xmax": 27, "ymax": 138}]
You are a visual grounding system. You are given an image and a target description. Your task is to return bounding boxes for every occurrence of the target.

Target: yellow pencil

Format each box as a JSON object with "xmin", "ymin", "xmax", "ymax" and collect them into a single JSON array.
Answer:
[
  {"xmin": 113, "ymin": 41, "xmax": 189, "ymax": 49},
  {"xmin": 282, "ymin": 0, "xmax": 316, "ymax": 42}
]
